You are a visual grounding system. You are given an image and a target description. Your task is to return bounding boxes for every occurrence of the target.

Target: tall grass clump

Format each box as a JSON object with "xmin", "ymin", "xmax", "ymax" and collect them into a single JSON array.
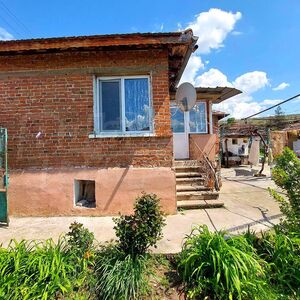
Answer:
[
  {"xmin": 178, "ymin": 225, "xmax": 267, "ymax": 300},
  {"xmin": 0, "ymin": 238, "xmax": 91, "ymax": 300},
  {"xmin": 245, "ymin": 230, "xmax": 300, "ymax": 297},
  {"xmin": 94, "ymin": 193, "xmax": 165, "ymax": 300},
  {"xmin": 95, "ymin": 245, "xmax": 151, "ymax": 300}
]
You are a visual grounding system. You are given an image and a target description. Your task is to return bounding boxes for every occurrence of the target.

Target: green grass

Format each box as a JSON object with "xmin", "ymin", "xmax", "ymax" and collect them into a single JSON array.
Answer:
[
  {"xmin": 94, "ymin": 244, "xmax": 153, "ymax": 300},
  {"xmin": 0, "ymin": 238, "xmax": 92, "ymax": 300},
  {"xmin": 178, "ymin": 225, "xmax": 267, "ymax": 300},
  {"xmin": 245, "ymin": 230, "xmax": 300, "ymax": 298}
]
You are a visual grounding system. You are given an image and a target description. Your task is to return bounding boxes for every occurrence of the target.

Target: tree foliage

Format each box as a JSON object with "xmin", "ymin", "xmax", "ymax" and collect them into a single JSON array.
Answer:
[{"xmin": 269, "ymin": 147, "xmax": 300, "ymax": 233}]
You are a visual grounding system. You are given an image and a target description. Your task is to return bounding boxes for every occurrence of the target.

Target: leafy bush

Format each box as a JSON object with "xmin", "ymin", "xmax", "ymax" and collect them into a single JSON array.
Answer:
[
  {"xmin": 269, "ymin": 147, "xmax": 300, "ymax": 233},
  {"xmin": 245, "ymin": 230, "xmax": 300, "ymax": 296},
  {"xmin": 0, "ymin": 238, "xmax": 91, "ymax": 300},
  {"xmin": 178, "ymin": 225, "xmax": 267, "ymax": 300},
  {"xmin": 66, "ymin": 221, "xmax": 95, "ymax": 257},
  {"xmin": 94, "ymin": 244, "xmax": 152, "ymax": 300},
  {"xmin": 113, "ymin": 193, "xmax": 165, "ymax": 256}
]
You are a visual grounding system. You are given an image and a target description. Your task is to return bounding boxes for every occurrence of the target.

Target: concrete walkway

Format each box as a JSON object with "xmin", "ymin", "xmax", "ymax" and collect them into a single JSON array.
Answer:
[{"xmin": 0, "ymin": 165, "xmax": 282, "ymax": 253}]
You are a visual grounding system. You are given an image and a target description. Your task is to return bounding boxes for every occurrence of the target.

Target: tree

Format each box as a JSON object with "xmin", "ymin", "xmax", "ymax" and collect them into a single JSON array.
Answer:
[
  {"xmin": 269, "ymin": 147, "xmax": 300, "ymax": 233},
  {"xmin": 227, "ymin": 117, "xmax": 236, "ymax": 125},
  {"xmin": 274, "ymin": 105, "xmax": 284, "ymax": 117}
]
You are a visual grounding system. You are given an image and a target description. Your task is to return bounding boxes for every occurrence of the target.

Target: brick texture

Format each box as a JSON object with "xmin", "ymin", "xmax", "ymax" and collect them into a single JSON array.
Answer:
[{"xmin": 0, "ymin": 49, "xmax": 173, "ymax": 169}]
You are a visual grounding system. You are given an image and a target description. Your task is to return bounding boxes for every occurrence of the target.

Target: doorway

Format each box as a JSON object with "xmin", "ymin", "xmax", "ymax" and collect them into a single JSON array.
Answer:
[{"xmin": 171, "ymin": 102, "xmax": 208, "ymax": 160}]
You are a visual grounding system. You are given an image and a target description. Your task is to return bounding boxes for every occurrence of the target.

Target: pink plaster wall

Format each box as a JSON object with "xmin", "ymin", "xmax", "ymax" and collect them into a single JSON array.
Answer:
[
  {"xmin": 8, "ymin": 167, "xmax": 176, "ymax": 216},
  {"xmin": 189, "ymin": 134, "xmax": 217, "ymax": 161}
]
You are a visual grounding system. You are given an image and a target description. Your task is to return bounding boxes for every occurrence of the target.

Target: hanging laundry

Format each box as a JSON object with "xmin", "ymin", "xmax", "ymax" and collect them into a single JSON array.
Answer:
[
  {"xmin": 248, "ymin": 137, "xmax": 260, "ymax": 166},
  {"xmin": 268, "ymin": 148, "xmax": 274, "ymax": 165}
]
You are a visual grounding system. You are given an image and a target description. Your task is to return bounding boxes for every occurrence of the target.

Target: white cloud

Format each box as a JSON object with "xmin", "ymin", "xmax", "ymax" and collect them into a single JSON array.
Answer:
[
  {"xmin": 261, "ymin": 99, "xmax": 282, "ymax": 106},
  {"xmin": 188, "ymin": 8, "xmax": 242, "ymax": 54},
  {"xmin": 0, "ymin": 27, "xmax": 14, "ymax": 40},
  {"xmin": 232, "ymin": 31, "xmax": 242, "ymax": 36},
  {"xmin": 272, "ymin": 82, "xmax": 290, "ymax": 91},
  {"xmin": 233, "ymin": 71, "xmax": 269, "ymax": 94},
  {"xmin": 180, "ymin": 54, "xmax": 204, "ymax": 84},
  {"xmin": 177, "ymin": 9, "xmax": 284, "ymax": 119},
  {"xmin": 214, "ymin": 96, "xmax": 262, "ymax": 119},
  {"xmin": 181, "ymin": 8, "xmax": 241, "ymax": 84},
  {"xmin": 195, "ymin": 68, "xmax": 232, "ymax": 87},
  {"xmin": 200, "ymin": 69, "xmax": 271, "ymax": 119}
]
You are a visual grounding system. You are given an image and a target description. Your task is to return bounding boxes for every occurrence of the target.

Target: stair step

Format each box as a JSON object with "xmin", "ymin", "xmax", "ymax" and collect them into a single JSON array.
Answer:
[
  {"xmin": 176, "ymin": 177, "xmax": 205, "ymax": 184},
  {"xmin": 177, "ymin": 199, "xmax": 224, "ymax": 209},
  {"xmin": 176, "ymin": 185, "xmax": 209, "ymax": 192},
  {"xmin": 177, "ymin": 191, "xmax": 219, "ymax": 200},
  {"xmin": 174, "ymin": 166, "xmax": 201, "ymax": 173},
  {"xmin": 176, "ymin": 172, "xmax": 202, "ymax": 178},
  {"xmin": 174, "ymin": 160, "xmax": 200, "ymax": 167}
]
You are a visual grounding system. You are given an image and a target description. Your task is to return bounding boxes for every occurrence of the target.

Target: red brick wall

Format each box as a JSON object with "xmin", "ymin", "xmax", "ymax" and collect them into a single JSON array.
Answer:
[{"xmin": 0, "ymin": 49, "xmax": 173, "ymax": 169}]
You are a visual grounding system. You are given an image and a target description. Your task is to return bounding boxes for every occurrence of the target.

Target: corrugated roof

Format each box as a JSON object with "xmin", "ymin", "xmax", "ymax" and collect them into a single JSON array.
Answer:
[
  {"xmin": 170, "ymin": 86, "xmax": 241, "ymax": 103},
  {"xmin": 0, "ymin": 30, "xmax": 198, "ymax": 91},
  {"xmin": 0, "ymin": 31, "xmax": 195, "ymax": 53},
  {"xmin": 195, "ymin": 87, "xmax": 242, "ymax": 103}
]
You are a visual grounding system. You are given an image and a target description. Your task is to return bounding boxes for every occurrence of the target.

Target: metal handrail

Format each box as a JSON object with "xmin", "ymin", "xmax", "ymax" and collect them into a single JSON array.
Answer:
[{"xmin": 190, "ymin": 138, "xmax": 220, "ymax": 191}]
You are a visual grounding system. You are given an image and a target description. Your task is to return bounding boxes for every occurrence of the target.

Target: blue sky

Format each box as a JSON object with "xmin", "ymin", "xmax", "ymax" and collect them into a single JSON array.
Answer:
[{"xmin": 0, "ymin": 0, "xmax": 300, "ymax": 118}]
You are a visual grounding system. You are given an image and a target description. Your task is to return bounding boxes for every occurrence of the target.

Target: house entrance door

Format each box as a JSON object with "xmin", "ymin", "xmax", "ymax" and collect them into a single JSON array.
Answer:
[
  {"xmin": 171, "ymin": 106, "xmax": 189, "ymax": 159},
  {"xmin": 0, "ymin": 128, "xmax": 8, "ymax": 225}
]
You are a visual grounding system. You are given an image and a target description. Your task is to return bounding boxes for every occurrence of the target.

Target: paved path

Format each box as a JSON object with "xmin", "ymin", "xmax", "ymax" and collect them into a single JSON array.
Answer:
[{"xmin": 0, "ymin": 165, "xmax": 282, "ymax": 253}]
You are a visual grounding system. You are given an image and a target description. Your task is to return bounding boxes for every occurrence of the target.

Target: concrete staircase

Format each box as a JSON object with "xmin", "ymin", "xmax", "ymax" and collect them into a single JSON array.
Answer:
[{"xmin": 174, "ymin": 160, "xmax": 223, "ymax": 209}]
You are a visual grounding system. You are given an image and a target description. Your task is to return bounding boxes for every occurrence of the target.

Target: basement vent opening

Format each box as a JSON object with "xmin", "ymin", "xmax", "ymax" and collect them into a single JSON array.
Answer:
[{"xmin": 74, "ymin": 180, "xmax": 96, "ymax": 208}]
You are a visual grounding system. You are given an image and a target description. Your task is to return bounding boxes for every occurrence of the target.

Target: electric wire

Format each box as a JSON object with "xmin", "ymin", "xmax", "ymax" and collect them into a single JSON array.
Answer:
[{"xmin": 0, "ymin": 0, "xmax": 31, "ymax": 36}]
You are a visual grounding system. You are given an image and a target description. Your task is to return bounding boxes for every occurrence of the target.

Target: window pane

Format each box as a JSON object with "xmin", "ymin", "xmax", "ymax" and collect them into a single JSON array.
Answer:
[
  {"xmin": 125, "ymin": 78, "xmax": 150, "ymax": 132},
  {"xmin": 171, "ymin": 107, "xmax": 185, "ymax": 133},
  {"xmin": 101, "ymin": 81, "xmax": 121, "ymax": 131},
  {"xmin": 189, "ymin": 103, "xmax": 207, "ymax": 133}
]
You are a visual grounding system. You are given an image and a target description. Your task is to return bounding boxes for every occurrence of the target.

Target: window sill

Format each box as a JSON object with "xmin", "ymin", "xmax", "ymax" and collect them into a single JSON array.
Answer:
[
  {"xmin": 189, "ymin": 132, "xmax": 209, "ymax": 135},
  {"xmin": 89, "ymin": 132, "xmax": 155, "ymax": 139}
]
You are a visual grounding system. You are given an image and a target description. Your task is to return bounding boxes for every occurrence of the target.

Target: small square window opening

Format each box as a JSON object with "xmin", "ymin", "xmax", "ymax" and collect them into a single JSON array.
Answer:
[{"xmin": 74, "ymin": 180, "xmax": 96, "ymax": 208}]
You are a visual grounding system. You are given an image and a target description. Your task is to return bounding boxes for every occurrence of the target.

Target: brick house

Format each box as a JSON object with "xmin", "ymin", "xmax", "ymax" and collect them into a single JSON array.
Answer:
[{"xmin": 0, "ymin": 31, "xmax": 240, "ymax": 217}]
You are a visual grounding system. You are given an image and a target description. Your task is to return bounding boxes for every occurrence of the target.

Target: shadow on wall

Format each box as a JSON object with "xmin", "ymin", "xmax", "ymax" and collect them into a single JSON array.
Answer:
[{"xmin": 104, "ymin": 167, "xmax": 130, "ymax": 210}]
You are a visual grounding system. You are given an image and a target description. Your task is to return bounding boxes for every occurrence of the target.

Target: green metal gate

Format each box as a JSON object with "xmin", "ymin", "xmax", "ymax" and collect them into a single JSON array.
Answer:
[{"xmin": 0, "ymin": 128, "xmax": 8, "ymax": 225}]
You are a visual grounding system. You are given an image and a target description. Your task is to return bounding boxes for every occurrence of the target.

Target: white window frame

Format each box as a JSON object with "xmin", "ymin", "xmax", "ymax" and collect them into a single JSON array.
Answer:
[{"xmin": 90, "ymin": 75, "xmax": 153, "ymax": 138}]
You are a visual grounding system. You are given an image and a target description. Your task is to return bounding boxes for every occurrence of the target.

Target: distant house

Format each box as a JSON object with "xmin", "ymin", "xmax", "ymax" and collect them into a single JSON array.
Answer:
[
  {"xmin": 271, "ymin": 122, "xmax": 300, "ymax": 158},
  {"xmin": 222, "ymin": 135, "xmax": 250, "ymax": 166},
  {"xmin": 0, "ymin": 31, "xmax": 240, "ymax": 217}
]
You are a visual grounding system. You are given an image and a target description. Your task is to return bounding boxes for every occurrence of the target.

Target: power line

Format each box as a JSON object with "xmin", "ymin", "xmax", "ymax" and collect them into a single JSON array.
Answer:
[
  {"xmin": 242, "ymin": 93, "xmax": 300, "ymax": 120},
  {"xmin": 0, "ymin": 0, "xmax": 31, "ymax": 35},
  {"xmin": 0, "ymin": 14, "xmax": 23, "ymax": 38}
]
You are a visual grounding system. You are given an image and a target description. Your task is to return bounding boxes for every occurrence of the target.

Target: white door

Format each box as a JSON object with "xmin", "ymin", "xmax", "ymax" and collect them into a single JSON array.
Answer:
[{"xmin": 171, "ymin": 106, "xmax": 189, "ymax": 159}]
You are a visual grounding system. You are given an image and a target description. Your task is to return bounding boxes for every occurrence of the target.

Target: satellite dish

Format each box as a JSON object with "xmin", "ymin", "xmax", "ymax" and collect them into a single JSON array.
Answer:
[{"xmin": 175, "ymin": 82, "xmax": 197, "ymax": 112}]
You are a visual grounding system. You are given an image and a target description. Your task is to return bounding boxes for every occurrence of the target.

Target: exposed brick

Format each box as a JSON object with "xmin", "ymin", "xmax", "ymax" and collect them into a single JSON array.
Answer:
[{"xmin": 0, "ymin": 49, "xmax": 173, "ymax": 169}]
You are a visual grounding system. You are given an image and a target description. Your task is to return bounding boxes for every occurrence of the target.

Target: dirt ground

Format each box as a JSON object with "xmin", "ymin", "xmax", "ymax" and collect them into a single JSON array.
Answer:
[{"xmin": 0, "ymin": 164, "xmax": 282, "ymax": 253}]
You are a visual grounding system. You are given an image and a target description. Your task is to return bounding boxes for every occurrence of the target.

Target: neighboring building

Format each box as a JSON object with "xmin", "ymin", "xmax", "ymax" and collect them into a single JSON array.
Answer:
[
  {"xmin": 0, "ymin": 31, "xmax": 240, "ymax": 217},
  {"xmin": 271, "ymin": 123, "xmax": 300, "ymax": 158},
  {"xmin": 222, "ymin": 135, "xmax": 250, "ymax": 166}
]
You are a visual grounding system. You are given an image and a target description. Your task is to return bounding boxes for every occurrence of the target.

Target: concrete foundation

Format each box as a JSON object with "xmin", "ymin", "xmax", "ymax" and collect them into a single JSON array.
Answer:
[{"xmin": 8, "ymin": 167, "xmax": 176, "ymax": 216}]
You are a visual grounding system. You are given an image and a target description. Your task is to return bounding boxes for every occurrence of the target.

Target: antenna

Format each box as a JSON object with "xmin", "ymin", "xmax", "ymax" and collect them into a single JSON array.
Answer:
[{"xmin": 175, "ymin": 82, "xmax": 197, "ymax": 112}]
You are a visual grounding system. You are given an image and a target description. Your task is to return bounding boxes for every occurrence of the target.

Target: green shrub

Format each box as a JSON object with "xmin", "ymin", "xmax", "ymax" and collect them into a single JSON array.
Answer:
[
  {"xmin": 178, "ymin": 225, "xmax": 266, "ymax": 300},
  {"xmin": 269, "ymin": 147, "xmax": 300, "ymax": 233},
  {"xmin": 66, "ymin": 221, "xmax": 95, "ymax": 257},
  {"xmin": 0, "ymin": 238, "xmax": 91, "ymax": 300},
  {"xmin": 113, "ymin": 193, "xmax": 165, "ymax": 256},
  {"xmin": 94, "ymin": 244, "xmax": 152, "ymax": 300},
  {"xmin": 246, "ymin": 230, "xmax": 300, "ymax": 296}
]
